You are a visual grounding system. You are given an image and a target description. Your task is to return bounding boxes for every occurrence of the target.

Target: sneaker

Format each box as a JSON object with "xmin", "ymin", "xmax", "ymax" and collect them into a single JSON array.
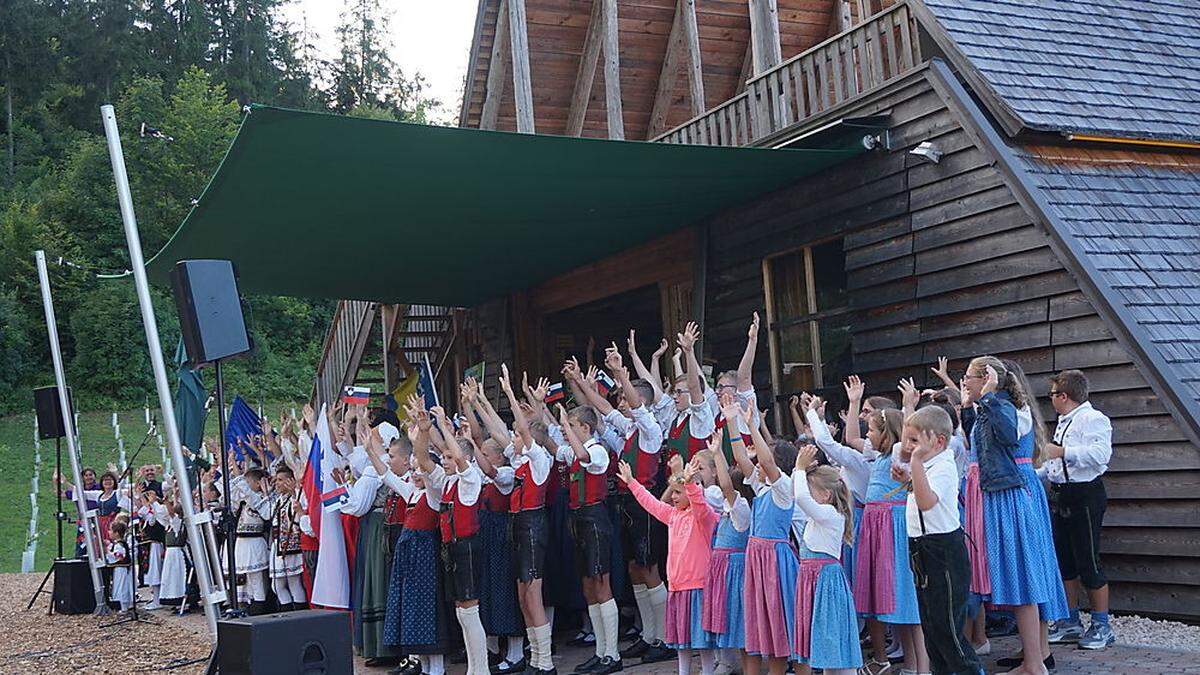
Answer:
[
  {"xmin": 1047, "ymin": 619, "xmax": 1084, "ymax": 643},
  {"xmin": 572, "ymin": 656, "xmax": 601, "ymax": 674},
  {"xmin": 143, "ymin": 601, "xmax": 162, "ymax": 610},
  {"xmin": 972, "ymin": 640, "xmax": 991, "ymax": 656},
  {"xmin": 494, "ymin": 658, "xmax": 527, "ymax": 675},
  {"xmin": 1078, "ymin": 622, "xmax": 1115, "ymax": 650},
  {"xmin": 618, "ymin": 639, "xmax": 649, "ymax": 660},
  {"xmin": 886, "ymin": 636, "xmax": 904, "ymax": 661},
  {"xmin": 567, "ymin": 631, "xmax": 593, "ymax": 647},
  {"xmin": 995, "ymin": 654, "xmax": 1055, "ymax": 671},
  {"xmin": 639, "ymin": 642, "xmax": 674, "ymax": 664},
  {"xmin": 592, "ymin": 657, "xmax": 623, "ymax": 675}
]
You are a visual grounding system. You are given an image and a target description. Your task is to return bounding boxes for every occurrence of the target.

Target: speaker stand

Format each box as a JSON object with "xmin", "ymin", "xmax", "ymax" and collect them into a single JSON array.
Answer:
[
  {"xmin": 25, "ymin": 563, "xmax": 57, "ymax": 613},
  {"xmin": 214, "ymin": 359, "xmax": 243, "ymax": 619},
  {"xmin": 28, "ymin": 438, "xmax": 67, "ymax": 614}
]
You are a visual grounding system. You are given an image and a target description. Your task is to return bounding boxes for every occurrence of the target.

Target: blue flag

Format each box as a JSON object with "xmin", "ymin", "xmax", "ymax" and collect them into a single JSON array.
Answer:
[
  {"xmin": 417, "ymin": 354, "xmax": 439, "ymax": 410},
  {"xmin": 225, "ymin": 396, "xmax": 270, "ymax": 462}
]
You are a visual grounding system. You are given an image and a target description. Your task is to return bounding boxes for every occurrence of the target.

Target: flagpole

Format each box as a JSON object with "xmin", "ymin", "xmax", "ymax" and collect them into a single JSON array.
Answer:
[{"xmin": 100, "ymin": 104, "xmax": 221, "ymax": 639}]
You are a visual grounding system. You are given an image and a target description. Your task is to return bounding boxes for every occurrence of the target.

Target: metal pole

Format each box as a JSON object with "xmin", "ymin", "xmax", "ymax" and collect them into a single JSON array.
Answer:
[
  {"xmin": 99, "ymin": 104, "xmax": 220, "ymax": 639},
  {"xmin": 55, "ymin": 438, "xmax": 63, "ymax": 560},
  {"xmin": 215, "ymin": 360, "xmax": 239, "ymax": 612},
  {"xmin": 34, "ymin": 250, "xmax": 105, "ymax": 609}
]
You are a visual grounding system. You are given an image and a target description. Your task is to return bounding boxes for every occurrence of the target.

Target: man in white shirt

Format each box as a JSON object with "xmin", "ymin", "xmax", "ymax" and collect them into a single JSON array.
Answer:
[{"xmin": 1042, "ymin": 370, "xmax": 1115, "ymax": 650}]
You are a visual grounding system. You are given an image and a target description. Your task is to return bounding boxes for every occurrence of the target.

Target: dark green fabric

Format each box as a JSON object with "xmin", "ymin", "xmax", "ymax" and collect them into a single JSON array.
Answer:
[
  {"xmin": 172, "ymin": 338, "xmax": 207, "ymax": 457},
  {"xmin": 146, "ymin": 105, "xmax": 865, "ymax": 305}
]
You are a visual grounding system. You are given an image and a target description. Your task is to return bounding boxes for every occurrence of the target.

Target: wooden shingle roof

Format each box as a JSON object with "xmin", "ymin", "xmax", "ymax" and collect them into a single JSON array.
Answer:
[
  {"xmin": 1015, "ymin": 146, "xmax": 1200, "ymax": 407},
  {"xmin": 921, "ymin": 0, "xmax": 1200, "ymax": 142}
]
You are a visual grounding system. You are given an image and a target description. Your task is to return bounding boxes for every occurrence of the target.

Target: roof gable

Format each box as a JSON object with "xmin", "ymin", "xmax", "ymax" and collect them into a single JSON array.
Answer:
[{"xmin": 922, "ymin": 0, "xmax": 1200, "ymax": 142}]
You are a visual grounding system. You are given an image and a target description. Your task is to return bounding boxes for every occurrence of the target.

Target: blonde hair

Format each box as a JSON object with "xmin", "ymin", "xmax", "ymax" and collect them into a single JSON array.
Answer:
[
  {"xmin": 968, "ymin": 356, "xmax": 1047, "ymax": 465},
  {"xmin": 692, "ymin": 449, "xmax": 716, "ymax": 470},
  {"xmin": 904, "ymin": 406, "xmax": 954, "ymax": 439},
  {"xmin": 807, "ymin": 465, "xmax": 854, "ymax": 546},
  {"xmin": 870, "ymin": 408, "xmax": 904, "ymax": 456}
]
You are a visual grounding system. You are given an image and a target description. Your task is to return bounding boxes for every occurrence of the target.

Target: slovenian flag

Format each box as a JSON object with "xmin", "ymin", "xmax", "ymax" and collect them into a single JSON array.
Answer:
[
  {"xmin": 301, "ymin": 404, "xmax": 350, "ymax": 609},
  {"xmin": 596, "ymin": 371, "xmax": 616, "ymax": 396},
  {"xmin": 545, "ymin": 382, "xmax": 566, "ymax": 404},
  {"xmin": 341, "ymin": 386, "xmax": 370, "ymax": 405}
]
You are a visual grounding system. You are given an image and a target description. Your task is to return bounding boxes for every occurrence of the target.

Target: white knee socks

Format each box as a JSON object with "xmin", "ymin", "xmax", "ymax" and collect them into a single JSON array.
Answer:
[
  {"xmin": 648, "ymin": 583, "xmax": 668, "ymax": 645},
  {"xmin": 456, "ymin": 605, "xmax": 489, "ymax": 675},
  {"xmin": 420, "ymin": 654, "xmax": 445, "ymax": 675},
  {"xmin": 699, "ymin": 649, "xmax": 716, "ymax": 675},
  {"xmin": 677, "ymin": 650, "xmax": 691, "ymax": 675},
  {"xmin": 587, "ymin": 604, "xmax": 605, "ymax": 659},
  {"xmin": 245, "ymin": 571, "xmax": 267, "ymax": 602},
  {"xmin": 273, "ymin": 577, "xmax": 293, "ymax": 604},
  {"xmin": 632, "ymin": 584, "xmax": 654, "ymax": 643},
  {"xmin": 287, "ymin": 574, "xmax": 306, "ymax": 604},
  {"xmin": 599, "ymin": 599, "xmax": 620, "ymax": 660},
  {"xmin": 531, "ymin": 623, "xmax": 553, "ymax": 671},
  {"xmin": 506, "ymin": 636, "xmax": 525, "ymax": 663},
  {"xmin": 488, "ymin": 635, "xmax": 500, "ymax": 654}
]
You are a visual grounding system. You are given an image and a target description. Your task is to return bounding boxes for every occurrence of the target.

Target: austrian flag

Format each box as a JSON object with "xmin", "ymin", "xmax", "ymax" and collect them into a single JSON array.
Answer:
[{"xmin": 341, "ymin": 386, "xmax": 370, "ymax": 405}]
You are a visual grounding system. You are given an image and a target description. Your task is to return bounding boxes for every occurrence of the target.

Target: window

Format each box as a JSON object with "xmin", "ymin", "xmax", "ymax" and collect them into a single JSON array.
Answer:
[{"xmin": 762, "ymin": 239, "xmax": 852, "ymax": 408}]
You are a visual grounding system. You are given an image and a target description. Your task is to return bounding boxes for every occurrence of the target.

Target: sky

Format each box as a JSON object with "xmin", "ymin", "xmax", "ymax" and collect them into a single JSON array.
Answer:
[{"xmin": 281, "ymin": 1, "xmax": 480, "ymax": 124}]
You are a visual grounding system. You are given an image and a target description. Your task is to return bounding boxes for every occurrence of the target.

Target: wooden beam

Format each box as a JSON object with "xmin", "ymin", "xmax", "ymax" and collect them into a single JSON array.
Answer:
[
  {"xmin": 601, "ymin": 0, "xmax": 624, "ymax": 139},
  {"xmin": 748, "ymin": 0, "xmax": 782, "ymax": 75},
  {"xmin": 507, "ymin": 0, "xmax": 535, "ymax": 133},
  {"xmin": 680, "ymin": 0, "xmax": 705, "ymax": 117},
  {"xmin": 480, "ymin": 0, "xmax": 510, "ymax": 130},
  {"xmin": 836, "ymin": 0, "xmax": 852, "ymax": 32},
  {"xmin": 566, "ymin": 0, "xmax": 604, "ymax": 136},
  {"xmin": 647, "ymin": 2, "xmax": 687, "ymax": 138},
  {"xmin": 736, "ymin": 40, "xmax": 754, "ymax": 91}
]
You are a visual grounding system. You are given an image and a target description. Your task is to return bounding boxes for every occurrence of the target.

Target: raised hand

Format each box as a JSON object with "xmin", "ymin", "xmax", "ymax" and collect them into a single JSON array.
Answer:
[
  {"xmin": 959, "ymin": 376, "xmax": 974, "ymax": 407},
  {"xmin": 747, "ymin": 311, "xmax": 760, "ymax": 340},
  {"xmin": 653, "ymin": 338, "xmax": 669, "ymax": 360},
  {"xmin": 627, "ymin": 329, "xmax": 638, "ymax": 355},
  {"xmin": 667, "ymin": 453, "xmax": 684, "ymax": 479},
  {"xmin": 931, "ymin": 356, "xmax": 952, "ymax": 385},
  {"xmin": 797, "ymin": 443, "xmax": 818, "ymax": 471},
  {"xmin": 677, "ymin": 321, "xmax": 700, "ymax": 351},
  {"xmin": 584, "ymin": 365, "xmax": 599, "ymax": 386},
  {"xmin": 844, "ymin": 375, "xmax": 865, "ymax": 403},
  {"xmin": 898, "ymin": 377, "xmax": 920, "ymax": 411},
  {"xmin": 604, "ymin": 342, "xmax": 623, "ymax": 371},
  {"xmin": 982, "ymin": 365, "xmax": 999, "ymax": 396},
  {"xmin": 562, "ymin": 356, "xmax": 582, "ymax": 382},
  {"xmin": 498, "ymin": 363, "xmax": 515, "ymax": 394},
  {"xmin": 615, "ymin": 460, "xmax": 634, "ymax": 485},
  {"xmin": 912, "ymin": 429, "xmax": 941, "ymax": 462}
]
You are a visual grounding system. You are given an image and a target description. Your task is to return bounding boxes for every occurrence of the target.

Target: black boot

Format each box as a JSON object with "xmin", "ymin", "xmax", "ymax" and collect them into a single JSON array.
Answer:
[
  {"xmin": 279, "ymin": 602, "xmax": 295, "ymax": 613},
  {"xmin": 247, "ymin": 600, "xmax": 267, "ymax": 616}
]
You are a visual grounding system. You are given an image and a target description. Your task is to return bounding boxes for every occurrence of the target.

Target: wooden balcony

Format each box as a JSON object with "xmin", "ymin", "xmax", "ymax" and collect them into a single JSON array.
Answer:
[{"xmin": 652, "ymin": 1, "xmax": 923, "ymax": 147}]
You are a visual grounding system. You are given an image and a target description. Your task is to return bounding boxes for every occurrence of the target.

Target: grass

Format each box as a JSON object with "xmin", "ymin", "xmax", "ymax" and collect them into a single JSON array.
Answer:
[{"xmin": 0, "ymin": 401, "xmax": 295, "ymax": 573}]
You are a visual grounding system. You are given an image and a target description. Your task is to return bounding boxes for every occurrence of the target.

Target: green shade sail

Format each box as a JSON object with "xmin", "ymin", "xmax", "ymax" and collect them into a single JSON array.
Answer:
[{"xmin": 145, "ymin": 105, "xmax": 866, "ymax": 306}]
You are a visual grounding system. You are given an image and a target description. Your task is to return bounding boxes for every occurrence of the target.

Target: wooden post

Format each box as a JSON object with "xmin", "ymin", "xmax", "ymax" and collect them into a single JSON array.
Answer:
[
  {"xmin": 480, "ymin": 0, "xmax": 510, "ymax": 130},
  {"xmin": 680, "ymin": 0, "xmax": 705, "ymax": 117},
  {"xmin": 566, "ymin": 0, "xmax": 605, "ymax": 136},
  {"xmin": 837, "ymin": 0, "xmax": 852, "ymax": 32},
  {"xmin": 748, "ymin": 0, "xmax": 782, "ymax": 75},
  {"xmin": 648, "ymin": 3, "xmax": 686, "ymax": 138},
  {"xmin": 507, "ymin": 0, "xmax": 535, "ymax": 133},
  {"xmin": 601, "ymin": 0, "xmax": 625, "ymax": 139}
]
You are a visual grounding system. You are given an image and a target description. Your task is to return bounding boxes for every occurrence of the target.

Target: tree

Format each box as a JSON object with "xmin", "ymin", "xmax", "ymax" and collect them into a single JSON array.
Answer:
[{"xmin": 328, "ymin": 0, "xmax": 437, "ymax": 121}]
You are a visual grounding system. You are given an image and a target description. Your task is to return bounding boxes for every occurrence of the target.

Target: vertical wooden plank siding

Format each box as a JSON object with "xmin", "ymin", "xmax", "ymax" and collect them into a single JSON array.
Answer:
[{"xmin": 507, "ymin": 0, "xmax": 535, "ymax": 134}]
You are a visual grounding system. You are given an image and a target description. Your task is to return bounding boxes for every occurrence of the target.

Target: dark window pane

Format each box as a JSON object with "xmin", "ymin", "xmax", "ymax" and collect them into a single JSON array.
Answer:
[
  {"xmin": 817, "ymin": 312, "xmax": 853, "ymax": 388},
  {"xmin": 778, "ymin": 323, "xmax": 816, "ymax": 393},
  {"xmin": 770, "ymin": 251, "xmax": 810, "ymax": 322},
  {"xmin": 811, "ymin": 239, "xmax": 848, "ymax": 312}
]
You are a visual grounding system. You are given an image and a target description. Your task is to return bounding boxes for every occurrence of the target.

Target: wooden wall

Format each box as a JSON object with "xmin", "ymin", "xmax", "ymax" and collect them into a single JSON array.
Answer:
[{"xmin": 699, "ymin": 68, "xmax": 1200, "ymax": 617}]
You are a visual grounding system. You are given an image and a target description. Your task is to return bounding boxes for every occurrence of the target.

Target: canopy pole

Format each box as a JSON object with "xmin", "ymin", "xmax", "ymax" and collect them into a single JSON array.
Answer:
[
  {"xmin": 34, "ymin": 250, "xmax": 106, "ymax": 610},
  {"xmin": 100, "ymin": 104, "xmax": 221, "ymax": 640}
]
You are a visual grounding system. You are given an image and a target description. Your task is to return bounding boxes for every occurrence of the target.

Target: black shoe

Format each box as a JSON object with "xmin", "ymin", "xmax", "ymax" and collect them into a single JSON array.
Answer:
[
  {"xmin": 451, "ymin": 649, "xmax": 469, "ymax": 664},
  {"xmin": 639, "ymin": 642, "xmax": 673, "ymax": 664},
  {"xmin": 365, "ymin": 656, "xmax": 402, "ymax": 667},
  {"xmin": 388, "ymin": 659, "xmax": 420, "ymax": 675},
  {"xmin": 278, "ymin": 602, "xmax": 295, "ymax": 613},
  {"xmin": 618, "ymin": 639, "xmax": 649, "ymax": 660},
  {"xmin": 619, "ymin": 625, "xmax": 640, "ymax": 642},
  {"xmin": 246, "ymin": 600, "xmax": 268, "ymax": 616},
  {"xmin": 592, "ymin": 657, "xmax": 622, "ymax": 675},
  {"xmin": 494, "ymin": 657, "xmax": 527, "ymax": 675},
  {"xmin": 490, "ymin": 651, "xmax": 505, "ymax": 668},
  {"xmin": 573, "ymin": 655, "xmax": 601, "ymax": 674},
  {"xmin": 996, "ymin": 653, "xmax": 1056, "ymax": 671}
]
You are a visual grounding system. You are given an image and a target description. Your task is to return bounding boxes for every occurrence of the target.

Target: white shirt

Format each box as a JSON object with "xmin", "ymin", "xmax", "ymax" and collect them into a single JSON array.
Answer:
[
  {"xmin": 749, "ymin": 468, "xmax": 794, "ymax": 510},
  {"xmin": 427, "ymin": 462, "xmax": 483, "ymax": 506},
  {"xmin": 793, "ymin": 470, "xmax": 846, "ymax": 559},
  {"xmin": 674, "ymin": 398, "xmax": 716, "ymax": 441},
  {"xmin": 1043, "ymin": 402, "xmax": 1113, "ymax": 484},
  {"xmin": 382, "ymin": 470, "xmax": 415, "ymax": 500},
  {"xmin": 339, "ymin": 466, "xmax": 382, "ymax": 516},
  {"xmin": 806, "ymin": 408, "xmax": 870, "ymax": 502},
  {"xmin": 555, "ymin": 438, "xmax": 610, "ymax": 474},
  {"xmin": 906, "ymin": 448, "xmax": 960, "ymax": 537},
  {"xmin": 651, "ymin": 392, "xmax": 677, "ymax": 437},
  {"xmin": 510, "ymin": 441, "xmax": 553, "ymax": 485},
  {"xmin": 721, "ymin": 493, "xmax": 752, "ymax": 532},
  {"xmin": 604, "ymin": 406, "xmax": 663, "ymax": 453}
]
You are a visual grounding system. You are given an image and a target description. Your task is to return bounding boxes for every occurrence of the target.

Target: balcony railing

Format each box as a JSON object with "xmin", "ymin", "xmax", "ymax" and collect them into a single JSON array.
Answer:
[{"xmin": 653, "ymin": 1, "xmax": 923, "ymax": 147}]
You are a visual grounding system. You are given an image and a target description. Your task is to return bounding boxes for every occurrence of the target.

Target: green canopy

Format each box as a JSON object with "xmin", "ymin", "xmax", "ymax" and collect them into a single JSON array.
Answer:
[{"xmin": 145, "ymin": 105, "xmax": 867, "ymax": 306}]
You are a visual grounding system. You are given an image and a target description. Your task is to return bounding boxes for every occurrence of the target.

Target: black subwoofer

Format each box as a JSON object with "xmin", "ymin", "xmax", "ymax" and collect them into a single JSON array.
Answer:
[
  {"xmin": 51, "ymin": 558, "xmax": 96, "ymax": 614},
  {"xmin": 216, "ymin": 609, "xmax": 352, "ymax": 675}
]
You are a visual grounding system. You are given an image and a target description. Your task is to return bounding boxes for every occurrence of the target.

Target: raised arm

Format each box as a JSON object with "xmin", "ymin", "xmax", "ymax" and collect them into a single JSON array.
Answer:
[
  {"xmin": 898, "ymin": 377, "xmax": 920, "ymax": 420},
  {"xmin": 575, "ymin": 364, "xmax": 616, "ymax": 415},
  {"xmin": 710, "ymin": 435, "xmax": 738, "ymax": 508},
  {"xmin": 460, "ymin": 379, "xmax": 487, "ymax": 448},
  {"xmin": 736, "ymin": 312, "xmax": 760, "ymax": 391},
  {"xmin": 722, "ymin": 397, "xmax": 757, "ymax": 479},
  {"xmin": 747, "ymin": 400, "xmax": 781, "ymax": 482},
  {"xmin": 498, "ymin": 364, "xmax": 532, "ymax": 451},
  {"xmin": 930, "ymin": 356, "xmax": 960, "ymax": 396},
  {"xmin": 672, "ymin": 347, "xmax": 684, "ymax": 382},
  {"xmin": 679, "ymin": 321, "xmax": 705, "ymax": 406},
  {"xmin": 432, "ymin": 407, "xmax": 469, "ymax": 474},
  {"xmin": 842, "ymin": 375, "xmax": 867, "ymax": 452},
  {"xmin": 627, "ymin": 331, "xmax": 666, "ymax": 402},
  {"xmin": 556, "ymin": 405, "xmax": 591, "ymax": 463},
  {"xmin": 405, "ymin": 396, "xmax": 436, "ymax": 474},
  {"xmin": 473, "ymin": 379, "xmax": 513, "ymax": 448}
]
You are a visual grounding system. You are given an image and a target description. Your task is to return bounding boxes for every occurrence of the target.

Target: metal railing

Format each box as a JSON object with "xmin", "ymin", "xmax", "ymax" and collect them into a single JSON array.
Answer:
[
  {"xmin": 312, "ymin": 300, "xmax": 377, "ymax": 409},
  {"xmin": 653, "ymin": 1, "xmax": 922, "ymax": 146}
]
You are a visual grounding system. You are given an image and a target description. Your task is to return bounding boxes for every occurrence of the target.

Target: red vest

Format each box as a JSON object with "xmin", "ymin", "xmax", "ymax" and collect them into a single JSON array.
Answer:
[
  {"xmin": 480, "ymin": 482, "xmax": 509, "ymax": 512},
  {"xmin": 439, "ymin": 479, "xmax": 480, "ymax": 543},
  {"xmin": 667, "ymin": 413, "xmax": 712, "ymax": 463},
  {"xmin": 567, "ymin": 442, "xmax": 608, "ymax": 509},
  {"xmin": 616, "ymin": 430, "xmax": 660, "ymax": 492},
  {"xmin": 384, "ymin": 493, "xmax": 408, "ymax": 526},
  {"xmin": 509, "ymin": 459, "xmax": 548, "ymax": 512},
  {"xmin": 404, "ymin": 493, "xmax": 439, "ymax": 531}
]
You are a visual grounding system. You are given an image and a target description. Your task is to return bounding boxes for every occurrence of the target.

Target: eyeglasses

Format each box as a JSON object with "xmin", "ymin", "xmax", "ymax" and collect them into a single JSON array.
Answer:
[
  {"xmin": 963, "ymin": 373, "xmax": 986, "ymax": 380},
  {"xmin": 1049, "ymin": 391, "xmax": 1066, "ymax": 398}
]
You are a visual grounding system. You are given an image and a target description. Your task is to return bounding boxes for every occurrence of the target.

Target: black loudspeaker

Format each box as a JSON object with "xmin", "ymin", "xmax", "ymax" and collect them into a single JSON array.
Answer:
[
  {"xmin": 33, "ymin": 385, "xmax": 73, "ymax": 440},
  {"xmin": 169, "ymin": 259, "xmax": 252, "ymax": 368},
  {"xmin": 217, "ymin": 609, "xmax": 352, "ymax": 675},
  {"xmin": 52, "ymin": 558, "xmax": 96, "ymax": 614}
]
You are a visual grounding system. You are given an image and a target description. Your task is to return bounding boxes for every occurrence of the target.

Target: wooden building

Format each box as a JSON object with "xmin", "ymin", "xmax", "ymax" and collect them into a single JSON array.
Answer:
[{"xmin": 218, "ymin": 0, "xmax": 1200, "ymax": 616}]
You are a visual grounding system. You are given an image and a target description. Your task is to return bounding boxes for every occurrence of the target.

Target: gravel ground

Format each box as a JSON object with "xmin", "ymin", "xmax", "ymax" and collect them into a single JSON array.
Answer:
[
  {"xmin": 0, "ymin": 573, "xmax": 210, "ymax": 674},
  {"xmin": 1110, "ymin": 613, "xmax": 1200, "ymax": 652}
]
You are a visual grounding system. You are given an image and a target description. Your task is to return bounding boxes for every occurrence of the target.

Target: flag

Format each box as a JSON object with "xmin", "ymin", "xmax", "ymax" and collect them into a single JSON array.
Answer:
[
  {"xmin": 302, "ymin": 405, "xmax": 350, "ymax": 608},
  {"xmin": 172, "ymin": 339, "xmax": 207, "ymax": 480},
  {"xmin": 596, "ymin": 371, "xmax": 616, "ymax": 396},
  {"xmin": 464, "ymin": 361, "xmax": 486, "ymax": 383},
  {"xmin": 545, "ymin": 382, "xmax": 566, "ymax": 404},
  {"xmin": 321, "ymin": 484, "xmax": 349, "ymax": 512},
  {"xmin": 341, "ymin": 385, "xmax": 370, "ymax": 405},
  {"xmin": 225, "ymin": 396, "xmax": 268, "ymax": 462},
  {"xmin": 416, "ymin": 354, "xmax": 439, "ymax": 409}
]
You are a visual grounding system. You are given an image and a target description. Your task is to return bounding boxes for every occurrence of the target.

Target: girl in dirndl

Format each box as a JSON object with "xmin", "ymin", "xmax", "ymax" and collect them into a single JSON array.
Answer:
[
  {"xmin": 702, "ymin": 436, "xmax": 750, "ymax": 662},
  {"xmin": 617, "ymin": 451, "xmax": 719, "ymax": 675},
  {"xmin": 791, "ymin": 448, "xmax": 861, "ymax": 675},
  {"xmin": 158, "ymin": 493, "xmax": 190, "ymax": 607},
  {"xmin": 473, "ymin": 435, "xmax": 527, "ymax": 674},
  {"xmin": 107, "ymin": 520, "xmax": 135, "ymax": 612},
  {"xmin": 724, "ymin": 399, "xmax": 799, "ymax": 675}
]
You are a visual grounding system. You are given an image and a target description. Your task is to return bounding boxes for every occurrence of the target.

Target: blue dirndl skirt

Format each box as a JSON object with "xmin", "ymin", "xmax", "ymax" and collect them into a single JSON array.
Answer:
[
  {"xmin": 479, "ymin": 509, "xmax": 523, "ymax": 636},
  {"xmin": 384, "ymin": 527, "xmax": 449, "ymax": 653},
  {"xmin": 983, "ymin": 466, "xmax": 1069, "ymax": 620}
]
